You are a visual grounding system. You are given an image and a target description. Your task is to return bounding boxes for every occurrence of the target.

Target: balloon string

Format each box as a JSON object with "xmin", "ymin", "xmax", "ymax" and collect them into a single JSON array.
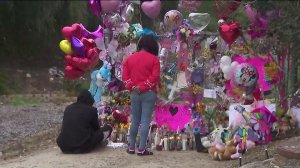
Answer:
[{"xmin": 139, "ymin": 4, "xmax": 143, "ymax": 26}]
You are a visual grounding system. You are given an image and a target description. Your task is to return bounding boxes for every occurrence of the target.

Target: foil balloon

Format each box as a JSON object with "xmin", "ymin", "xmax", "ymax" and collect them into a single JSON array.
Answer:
[
  {"xmin": 103, "ymin": 13, "xmax": 122, "ymax": 28},
  {"xmin": 71, "ymin": 36, "xmax": 85, "ymax": 57},
  {"xmin": 141, "ymin": 0, "xmax": 161, "ymax": 19},
  {"xmin": 234, "ymin": 63, "xmax": 258, "ymax": 87},
  {"xmin": 187, "ymin": 13, "xmax": 210, "ymax": 33},
  {"xmin": 219, "ymin": 22, "xmax": 241, "ymax": 47},
  {"xmin": 59, "ymin": 40, "xmax": 73, "ymax": 54},
  {"xmin": 100, "ymin": 0, "xmax": 121, "ymax": 13},
  {"xmin": 164, "ymin": 10, "xmax": 183, "ymax": 31},
  {"xmin": 122, "ymin": 3, "xmax": 134, "ymax": 22},
  {"xmin": 89, "ymin": 0, "xmax": 101, "ymax": 17},
  {"xmin": 80, "ymin": 24, "xmax": 103, "ymax": 40}
]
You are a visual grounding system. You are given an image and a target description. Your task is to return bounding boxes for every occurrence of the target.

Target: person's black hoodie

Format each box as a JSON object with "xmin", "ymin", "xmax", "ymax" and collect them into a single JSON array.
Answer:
[{"xmin": 57, "ymin": 90, "xmax": 99, "ymax": 152}]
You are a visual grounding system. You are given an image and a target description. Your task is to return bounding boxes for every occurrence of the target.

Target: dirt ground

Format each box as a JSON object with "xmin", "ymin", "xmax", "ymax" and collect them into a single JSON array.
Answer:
[{"xmin": 0, "ymin": 102, "xmax": 299, "ymax": 168}]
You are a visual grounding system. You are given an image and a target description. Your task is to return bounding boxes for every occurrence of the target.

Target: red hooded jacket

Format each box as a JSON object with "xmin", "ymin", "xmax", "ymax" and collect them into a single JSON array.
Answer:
[{"xmin": 122, "ymin": 51, "xmax": 160, "ymax": 93}]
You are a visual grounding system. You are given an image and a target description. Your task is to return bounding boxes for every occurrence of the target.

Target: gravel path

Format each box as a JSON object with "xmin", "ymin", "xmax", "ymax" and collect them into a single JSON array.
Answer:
[{"xmin": 0, "ymin": 103, "xmax": 68, "ymax": 146}]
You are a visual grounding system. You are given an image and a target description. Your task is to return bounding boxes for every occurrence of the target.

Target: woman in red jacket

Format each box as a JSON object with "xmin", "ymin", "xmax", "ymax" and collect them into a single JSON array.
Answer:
[{"xmin": 122, "ymin": 35, "xmax": 160, "ymax": 156}]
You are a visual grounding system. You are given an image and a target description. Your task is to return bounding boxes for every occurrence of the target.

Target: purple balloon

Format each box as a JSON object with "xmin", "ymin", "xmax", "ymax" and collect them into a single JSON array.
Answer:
[
  {"xmin": 71, "ymin": 36, "xmax": 85, "ymax": 57},
  {"xmin": 100, "ymin": 0, "xmax": 121, "ymax": 13},
  {"xmin": 80, "ymin": 24, "xmax": 103, "ymax": 39},
  {"xmin": 89, "ymin": 0, "xmax": 101, "ymax": 17}
]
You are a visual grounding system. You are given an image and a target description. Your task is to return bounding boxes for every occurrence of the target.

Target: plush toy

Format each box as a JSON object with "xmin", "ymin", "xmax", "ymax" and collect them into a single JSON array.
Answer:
[
  {"xmin": 89, "ymin": 68, "xmax": 105, "ymax": 105},
  {"xmin": 208, "ymin": 140, "xmax": 238, "ymax": 161},
  {"xmin": 100, "ymin": 61, "xmax": 112, "ymax": 82},
  {"xmin": 201, "ymin": 126, "xmax": 227, "ymax": 148}
]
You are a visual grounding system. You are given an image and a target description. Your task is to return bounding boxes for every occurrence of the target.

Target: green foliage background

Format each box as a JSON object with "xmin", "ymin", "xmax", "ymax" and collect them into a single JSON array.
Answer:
[{"xmin": 0, "ymin": 0, "xmax": 299, "ymax": 95}]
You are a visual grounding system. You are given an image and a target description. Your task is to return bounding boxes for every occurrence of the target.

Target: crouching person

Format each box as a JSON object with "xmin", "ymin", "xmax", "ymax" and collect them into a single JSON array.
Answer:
[{"xmin": 57, "ymin": 90, "xmax": 112, "ymax": 154}]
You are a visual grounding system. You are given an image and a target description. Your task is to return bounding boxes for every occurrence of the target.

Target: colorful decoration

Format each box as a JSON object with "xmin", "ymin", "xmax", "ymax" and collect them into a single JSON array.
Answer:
[
  {"xmin": 187, "ymin": 13, "xmax": 210, "ymax": 33},
  {"xmin": 141, "ymin": 0, "xmax": 161, "ymax": 19},
  {"xmin": 155, "ymin": 104, "xmax": 192, "ymax": 131},
  {"xmin": 218, "ymin": 22, "xmax": 241, "ymax": 47},
  {"xmin": 164, "ymin": 10, "xmax": 183, "ymax": 31},
  {"xmin": 233, "ymin": 63, "xmax": 258, "ymax": 88}
]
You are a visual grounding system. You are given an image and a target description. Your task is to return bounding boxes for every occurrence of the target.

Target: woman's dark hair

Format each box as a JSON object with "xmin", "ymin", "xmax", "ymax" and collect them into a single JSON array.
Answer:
[{"xmin": 137, "ymin": 35, "xmax": 159, "ymax": 56}]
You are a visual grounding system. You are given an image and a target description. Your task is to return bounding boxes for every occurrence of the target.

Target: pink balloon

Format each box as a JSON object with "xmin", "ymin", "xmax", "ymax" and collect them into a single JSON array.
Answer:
[
  {"xmin": 100, "ymin": 0, "xmax": 121, "ymax": 13},
  {"xmin": 244, "ymin": 4, "xmax": 258, "ymax": 22},
  {"xmin": 141, "ymin": 0, "xmax": 161, "ymax": 19}
]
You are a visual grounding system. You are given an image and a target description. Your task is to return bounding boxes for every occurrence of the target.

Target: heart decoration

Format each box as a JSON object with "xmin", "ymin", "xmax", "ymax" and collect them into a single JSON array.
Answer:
[
  {"xmin": 61, "ymin": 23, "xmax": 82, "ymax": 40},
  {"xmin": 169, "ymin": 106, "xmax": 179, "ymax": 116},
  {"xmin": 64, "ymin": 65, "xmax": 85, "ymax": 79},
  {"xmin": 218, "ymin": 22, "xmax": 241, "ymax": 47},
  {"xmin": 141, "ymin": 0, "xmax": 161, "ymax": 19},
  {"xmin": 100, "ymin": 0, "xmax": 121, "ymax": 13},
  {"xmin": 187, "ymin": 13, "xmax": 210, "ymax": 33},
  {"xmin": 61, "ymin": 23, "xmax": 101, "ymax": 80}
]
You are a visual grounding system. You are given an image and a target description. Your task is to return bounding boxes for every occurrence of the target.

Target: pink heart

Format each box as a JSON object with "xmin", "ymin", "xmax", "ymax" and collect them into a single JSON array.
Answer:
[
  {"xmin": 141, "ymin": 0, "xmax": 161, "ymax": 19},
  {"xmin": 100, "ymin": 0, "xmax": 121, "ymax": 13}
]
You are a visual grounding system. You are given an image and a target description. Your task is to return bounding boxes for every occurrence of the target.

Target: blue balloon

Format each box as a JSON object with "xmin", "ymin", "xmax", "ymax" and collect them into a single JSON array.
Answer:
[{"xmin": 136, "ymin": 28, "xmax": 158, "ymax": 40}]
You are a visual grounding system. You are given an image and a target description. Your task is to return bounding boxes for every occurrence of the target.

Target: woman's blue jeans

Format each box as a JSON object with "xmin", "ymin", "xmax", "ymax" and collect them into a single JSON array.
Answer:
[{"xmin": 129, "ymin": 90, "xmax": 156, "ymax": 150}]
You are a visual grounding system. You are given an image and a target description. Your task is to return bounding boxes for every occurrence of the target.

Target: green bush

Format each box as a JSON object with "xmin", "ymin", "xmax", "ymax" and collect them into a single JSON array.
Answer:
[
  {"xmin": 63, "ymin": 79, "xmax": 90, "ymax": 96},
  {"xmin": 10, "ymin": 95, "xmax": 40, "ymax": 106}
]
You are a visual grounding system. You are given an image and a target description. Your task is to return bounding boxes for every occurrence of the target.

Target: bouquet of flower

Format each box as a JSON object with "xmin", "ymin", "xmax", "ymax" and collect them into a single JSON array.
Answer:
[
  {"xmin": 176, "ymin": 24, "xmax": 194, "ymax": 42},
  {"xmin": 112, "ymin": 110, "xmax": 129, "ymax": 125}
]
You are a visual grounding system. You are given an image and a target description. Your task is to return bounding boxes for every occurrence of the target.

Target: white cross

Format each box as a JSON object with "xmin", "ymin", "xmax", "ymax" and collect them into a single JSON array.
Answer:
[{"xmin": 167, "ymin": 81, "xmax": 181, "ymax": 100}]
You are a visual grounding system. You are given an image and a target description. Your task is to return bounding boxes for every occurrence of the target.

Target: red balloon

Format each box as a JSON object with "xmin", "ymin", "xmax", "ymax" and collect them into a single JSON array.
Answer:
[
  {"xmin": 214, "ymin": 0, "xmax": 241, "ymax": 20},
  {"xmin": 61, "ymin": 23, "xmax": 82, "ymax": 40},
  {"xmin": 82, "ymin": 38, "xmax": 96, "ymax": 52},
  {"xmin": 64, "ymin": 65, "xmax": 85, "ymax": 79},
  {"xmin": 219, "ymin": 22, "xmax": 241, "ymax": 47}
]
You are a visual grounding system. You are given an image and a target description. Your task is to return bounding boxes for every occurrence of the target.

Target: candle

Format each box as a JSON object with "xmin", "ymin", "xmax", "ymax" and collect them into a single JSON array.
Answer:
[
  {"xmin": 164, "ymin": 136, "xmax": 168, "ymax": 151},
  {"xmin": 182, "ymin": 134, "xmax": 187, "ymax": 151},
  {"xmin": 154, "ymin": 129, "xmax": 161, "ymax": 146}
]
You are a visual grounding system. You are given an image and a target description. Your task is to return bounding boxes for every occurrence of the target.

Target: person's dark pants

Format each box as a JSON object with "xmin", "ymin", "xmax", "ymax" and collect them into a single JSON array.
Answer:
[{"xmin": 60, "ymin": 130, "xmax": 104, "ymax": 154}]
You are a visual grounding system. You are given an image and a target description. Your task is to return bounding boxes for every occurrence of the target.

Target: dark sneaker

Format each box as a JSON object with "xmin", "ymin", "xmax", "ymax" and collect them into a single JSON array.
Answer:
[
  {"xmin": 127, "ymin": 148, "xmax": 135, "ymax": 154},
  {"xmin": 137, "ymin": 149, "xmax": 153, "ymax": 156}
]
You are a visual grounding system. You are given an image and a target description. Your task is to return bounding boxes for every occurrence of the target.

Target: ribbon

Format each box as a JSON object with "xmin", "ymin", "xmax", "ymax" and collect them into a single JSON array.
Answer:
[{"xmin": 177, "ymin": 42, "xmax": 191, "ymax": 86}]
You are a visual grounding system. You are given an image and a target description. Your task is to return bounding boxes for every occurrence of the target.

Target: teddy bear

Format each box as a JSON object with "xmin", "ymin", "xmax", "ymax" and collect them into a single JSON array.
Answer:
[{"xmin": 208, "ymin": 140, "xmax": 237, "ymax": 161}]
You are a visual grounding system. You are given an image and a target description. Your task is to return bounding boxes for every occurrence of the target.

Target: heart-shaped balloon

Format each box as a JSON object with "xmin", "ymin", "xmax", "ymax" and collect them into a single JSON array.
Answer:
[
  {"xmin": 100, "ymin": 0, "xmax": 121, "ymax": 13},
  {"xmin": 59, "ymin": 40, "xmax": 73, "ymax": 54},
  {"xmin": 219, "ymin": 22, "xmax": 241, "ymax": 47},
  {"xmin": 71, "ymin": 36, "xmax": 85, "ymax": 57},
  {"xmin": 187, "ymin": 13, "xmax": 210, "ymax": 33},
  {"xmin": 61, "ymin": 23, "xmax": 82, "ymax": 40},
  {"xmin": 82, "ymin": 38, "xmax": 96, "ymax": 51},
  {"xmin": 80, "ymin": 24, "xmax": 103, "ymax": 39},
  {"xmin": 64, "ymin": 65, "xmax": 85, "ymax": 79},
  {"xmin": 104, "ymin": 13, "xmax": 122, "ymax": 28},
  {"xmin": 89, "ymin": 0, "xmax": 101, "ymax": 17},
  {"xmin": 141, "ymin": 0, "xmax": 161, "ymax": 19}
]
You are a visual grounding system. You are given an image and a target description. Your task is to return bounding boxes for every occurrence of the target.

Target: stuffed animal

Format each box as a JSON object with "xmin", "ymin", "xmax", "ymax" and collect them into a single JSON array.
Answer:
[
  {"xmin": 89, "ymin": 68, "xmax": 105, "ymax": 105},
  {"xmin": 201, "ymin": 126, "xmax": 227, "ymax": 148},
  {"xmin": 208, "ymin": 140, "xmax": 238, "ymax": 161},
  {"xmin": 100, "ymin": 61, "xmax": 112, "ymax": 82}
]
